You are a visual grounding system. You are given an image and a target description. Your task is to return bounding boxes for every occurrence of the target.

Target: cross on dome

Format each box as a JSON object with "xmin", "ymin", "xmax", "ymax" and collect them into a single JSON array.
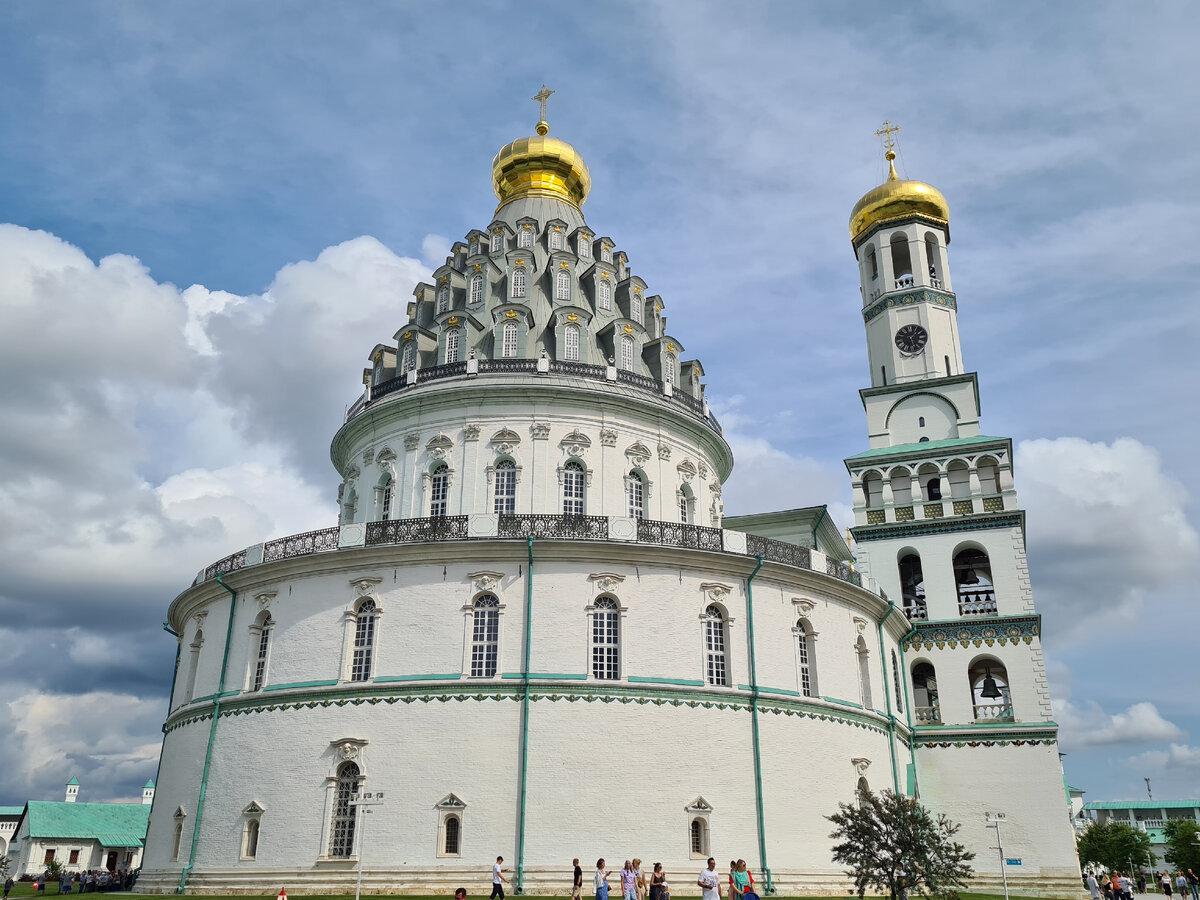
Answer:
[{"xmin": 533, "ymin": 84, "xmax": 555, "ymax": 136}]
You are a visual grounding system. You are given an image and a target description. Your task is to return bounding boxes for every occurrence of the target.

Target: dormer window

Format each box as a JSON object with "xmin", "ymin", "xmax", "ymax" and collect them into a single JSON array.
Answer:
[
  {"xmin": 445, "ymin": 328, "xmax": 461, "ymax": 364},
  {"xmin": 491, "ymin": 231, "xmax": 503, "ymax": 252},
  {"xmin": 437, "ymin": 285, "xmax": 449, "ymax": 314},
  {"xmin": 401, "ymin": 342, "xmax": 415, "ymax": 374},
  {"xmin": 665, "ymin": 353, "xmax": 676, "ymax": 386},
  {"xmin": 564, "ymin": 324, "xmax": 580, "ymax": 361},
  {"xmin": 579, "ymin": 237, "xmax": 591, "ymax": 258},
  {"xmin": 598, "ymin": 279, "xmax": 611, "ymax": 310},
  {"xmin": 469, "ymin": 241, "xmax": 478, "ymax": 256},
  {"xmin": 620, "ymin": 334, "xmax": 635, "ymax": 371},
  {"xmin": 631, "ymin": 293, "xmax": 642, "ymax": 324},
  {"xmin": 470, "ymin": 273, "xmax": 484, "ymax": 305},
  {"xmin": 601, "ymin": 243, "xmax": 612, "ymax": 263},
  {"xmin": 502, "ymin": 321, "xmax": 518, "ymax": 358},
  {"xmin": 549, "ymin": 229, "xmax": 563, "ymax": 250},
  {"xmin": 518, "ymin": 227, "xmax": 533, "ymax": 249},
  {"xmin": 555, "ymin": 270, "xmax": 570, "ymax": 301},
  {"xmin": 512, "ymin": 267, "xmax": 526, "ymax": 299}
]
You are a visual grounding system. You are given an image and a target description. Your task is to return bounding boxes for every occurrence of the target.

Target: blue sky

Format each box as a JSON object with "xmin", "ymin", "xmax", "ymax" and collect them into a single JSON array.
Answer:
[{"xmin": 0, "ymin": 1, "xmax": 1197, "ymax": 807}]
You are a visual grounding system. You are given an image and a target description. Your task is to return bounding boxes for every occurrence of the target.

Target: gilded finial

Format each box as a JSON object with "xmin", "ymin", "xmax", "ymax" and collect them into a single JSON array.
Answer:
[
  {"xmin": 875, "ymin": 120, "xmax": 901, "ymax": 181},
  {"xmin": 533, "ymin": 84, "xmax": 554, "ymax": 136}
]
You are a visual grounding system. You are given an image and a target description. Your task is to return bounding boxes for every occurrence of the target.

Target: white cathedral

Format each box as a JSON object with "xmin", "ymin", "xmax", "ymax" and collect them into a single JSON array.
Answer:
[{"xmin": 138, "ymin": 106, "xmax": 1081, "ymax": 895}]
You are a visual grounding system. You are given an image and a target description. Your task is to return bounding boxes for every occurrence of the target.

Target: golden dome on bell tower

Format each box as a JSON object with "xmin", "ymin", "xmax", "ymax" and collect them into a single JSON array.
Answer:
[
  {"xmin": 849, "ymin": 122, "xmax": 949, "ymax": 243},
  {"xmin": 492, "ymin": 85, "xmax": 591, "ymax": 212}
]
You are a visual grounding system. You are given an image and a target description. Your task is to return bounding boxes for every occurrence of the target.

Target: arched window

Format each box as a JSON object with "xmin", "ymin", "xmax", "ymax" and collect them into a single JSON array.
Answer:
[
  {"xmin": 491, "ymin": 232, "xmax": 503, "ymax": 253},
  {"xmin": 856, "ymin": 777, "xmax": 871, "ymax": 809},
  {"xmin": 511, "ymin": 267, "xmax": 526, "ymax": 298},
  {"xmin": 171, "ymin": 821, "xmax": 184, "ymax": 860},
  {"xmin": 555, "ymin": 270, "xmax": 570, "ymax": 301},
  {"xmin": 598, "ymin": 279, "xmax": 611, "ymax": 310},
  {"xmin": 518, "ymin": 227, "xmax": 532, "ymax": 249},
  {"xmin": 328, "ymin": 761, "xmax": 360, "ymax": 858},
  {"xmin": 401, "ymin": 342, "xmax": 415, "ymax": 375},
  {"xmin": 918, "ymin": 416, "xmax": 926, "ymax": 428},
  {"xmin": 564, "ymin": 324, "xmax": 580, "ymax": 361},
  {"xmin": 601, "ymin": 243, "xmax": 612, "ymax": 263},
  {"xmin": 703, "ymin": 605, "xmax": 728, "ymax": 687},
  {"xmin": 437, "ymin": 285, "xmax": 449, "ymax": 314},
  {"xmin": 591, "ymin": 597, "xmax": 620, "ymax": 680},
  {"xmin": 977, "ymin": 457, "xmax": 1002, "ymax": 495},
  {"xmin": 856, "ymin": 635, "xmax": 873, "ymax": 710},
  {"xmin": 892, "ymin": 650, "xmax": 903, "ymax": 712},
  {"xmin": 250, "ymin": 615, "xmax": 272, "ymax": 692},
  {"xmin": 350, "ymin": 600, "xmax": 377, "ymax": 682},
  {"xmin": 563, "ymin": 461, "xmax": 585, "ymax": 516},
  {"xmin": 912, "ymin": 661, "xmax": 940, "ymax": 723},
  {"xmin": 549, "ymin": 229, "xmax": 562, "ymax": 250},
  {"xmin": 919, "ymin": 464, "xmax": 941, "ymax": 501},
  {"xmin": 690, "ymin": 818, "xmax": 708, "ymax": 856},
  {"xmin": 626, "ymin": 471, "xmax": 645, "ymax": 520},
  {"xmin": 579, "ymin": 236, "xmax": 591, "ymax": 259},
  {"xmin": 678, "ymin": 486, "xmax": 692, "ymax": 524},
  {"xmin": 445, "ymin": 328, "xmax": 461, "ymax": 364},
  {"xmin": 898, "ymin": 552, "xmax": 926, "ymax": 619},
  {"xmin": 664, "ymin": 353, "xmax": 676, "ymax": 386},
  {"xmin": 493, "ymin": 459, "xmax": 517, "ymax": 515},
  {"xmin": 379, "ymin": 477, "xmax": 394, "ymax": 521},
  {"xmin": 924, "ymin": 232, "xmax": 941, "ymax": 287},
  {"xmin": 502, "ymin": 322, "xmax": 518, "ymax": 358},
  {"xmin": 795, "ymin": 619, "xmax": 817, "ymax": 698},
  {"xmin": 470, "ymin": 595, "xmax": 500, "ymax": 678},
  {"xmin": 470, "ymin": 273, "xmax": 483, "ymax": 305},
  {"xmin": 969, "ymin": 658, "xmax": 1012, "ymax": 722},
  {"xmin": 863, "ymin": 471, "xmax": 883, "ymax": 509},
  {"xmin": 889, "ymin": 467, "xmax": 912, "ymax": 505},
  {"xmin": 947, "ymin": 460, "xmax": 970, "ymax": 500},
  {"xmin": 954, "ymin": 548, "xmax": 996, "ymax": 615},
  {"xmin": 866, "ymin": 246, "xmax": 878, "ymax": 279},
  {"xmin": 430, "ymin": 464, "xmax": 449, "ymax": 517},
  {"xmin": 342, "ymin": 487, "xmax": 358, "ymax": 525},
  {"xmin": 443, "ymin": 815, "xmax": 461, "ymax": 855},
  {"xmin": 242, "ymin": 818, "xmax": 260, "ymax": 860},
  {"xmin": 620, "ymin": 335, "xmax": 635, "ymax": 371},
  {"xmin": 183, "ymin": 630, "xmax": 203, "ymax": 704},
  {"xmin": 890, "ymin": 232, "xmax": 912, "ymax": 287}
]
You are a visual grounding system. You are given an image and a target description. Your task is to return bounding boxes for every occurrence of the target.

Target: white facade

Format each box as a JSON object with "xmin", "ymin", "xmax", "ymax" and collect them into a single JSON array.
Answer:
[{"xmin": 138, "ymin": 125, "xmax": 1082, "ymax": 896}]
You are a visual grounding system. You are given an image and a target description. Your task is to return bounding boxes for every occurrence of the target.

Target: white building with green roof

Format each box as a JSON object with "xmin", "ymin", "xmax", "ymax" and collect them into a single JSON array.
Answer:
[{"xmin": 1083, "ymin": 800, "xmax": 1200, "ymax": 868}]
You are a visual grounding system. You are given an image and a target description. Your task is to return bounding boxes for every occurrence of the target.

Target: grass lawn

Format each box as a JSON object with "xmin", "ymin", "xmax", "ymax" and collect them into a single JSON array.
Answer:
[{"xmin": 1, "ymin": 888, "xmax": 1075, "ymax": 900}]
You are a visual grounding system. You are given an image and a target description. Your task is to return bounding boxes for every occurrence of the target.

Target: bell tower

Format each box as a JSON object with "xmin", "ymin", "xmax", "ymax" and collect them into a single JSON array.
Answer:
[{"xmin": 842, "ymin": 125, "xmax": 1080, "ymax": 892}]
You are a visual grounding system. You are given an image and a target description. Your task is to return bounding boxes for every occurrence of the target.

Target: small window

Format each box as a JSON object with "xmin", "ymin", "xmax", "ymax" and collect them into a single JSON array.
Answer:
[
  {"xmin": 445, "ymin": 328, "xmax": 461, "ymax": 364},
  {"xmin": 171, "ymin": 823, "xmax": 183, "ymax": 861},
  {"xmin": 564, "ymin": 324, "xmax": 580, "ymax": 361},
  {"xmin": 401, "ymin": 342, "xmax": 415, "ymax": 374},
  {"xmin": 598, "ymin": 279, "xmax": 612, "ymax": 310},
  {"xmin": 620, "ymin": 335, "xmax": 635, "ymax": 371},
  {"xmin": 880, "ymin": 365, "xmax": 887, "ymax": 386},
  {"xmin": 444, "ymin": 815, "xmax": 461, "ymax": 855},
  {"xmin": 494, "ymin": 460, "xmax": 517, "ymax": 515},
  {"xmin": 679, "ymin": 493, "xmax": 689, "ymax": 523},
  {"xmin": 44, "ymin": 849, "xmax": 55, "ymax": 865},
  {"xmin": 601, "ymin": 243, "xmax": 612, "ymax": 263},
  {"xmin": 430, "ymin": 464, "xmax": 449, "ymax": 517},
  {"xmin": 563, "ymin": 461, "xmax": 585, "ymax": 516},
  {"xmin": 518, "ymin": 228, "xmax": 532, "ymax": 249},
  {"xmin": 470, "ymin": 595, "xmax": 500, "ymax": 678},
  {"xmin": 664, "ymin": 353, "xmax": 676, "ymax": 386},
  {"xmin": 68, "ymin": 850, "xmax": 80, "ymax": 865},
  {"xmin": 867, "ymin": 246, "xmax": 878, "ymax": 279},
  {"xmin": 703, "ymin": 605, "xmax": 728, "ymax": 687},
  {"xmin": 926, "ymin": 477, "xmax": 942, "ymax": 501},
  {"xmin": 380, "ymin": 479, "xmax": 394, "ymax": 521},
  {"xmin": 469, "ymin": 241, "xmax": 478, "ymax": 256},
  {"xmin": 892, "ymin": 650, "xmax": 903, "ymax": 712},
  {"xmin": 469, "ymin": 274, "xmax": 483, "ymax": 305},
  {"xmin": 251, "ymin": 617, "xmax": 272, "ymax": 692},
  {"xmin": 512, "ymin": 268, "xmax": 526, "ymax": 298},
  {"xmin": 945, "ymin": 354, "xmax": 952, "ymax": 375},
  {"xmin": 796, "ymin": 619, "xmax": 816, "ymax": 698},
  {"xmin": 556, "ymin": 270, "xmax": 570, "ymax": 301},
  {"xmin": 491, "ymin": 232, "xmax": 503, "ymax": 252},
  {"xmin": 856, "ymin": 635, "xmax": 873, "ymax": 709},
  {"xmin": 857, "ymin": 776, "xmax": 871, "ymax": 809},
  {"xmin": 579, "ymin": 237, "xmax": 591, "ymax": 258},
  {"xmin": 437, "ymin": 285, "xmax": 450, "ymax": 314},
  {"xmin": 631, "ymin": 295, "xmax": 642, "ymax": 324},
  {"xmin": 626, "ymin": 471, "xmax": 645, "ymax": 520},
  {"xmin": 690, "ymin": 818, "xmax": 708, "ymax": 856},
  {"xmin": 502, "ymin": 322, "xmax": 518, "ymax": 358},
  {"xmin": 592, "ymin": 597, "xmax": 620, "ymax": 680},
  {"xmin": 350, "ymin": 600, "xmax": 377, "ymax": 682},
  {"xmin": 918, "ymin": 416, "xmax": 925, "ymax": 427},
  {"xmin": 549, "ymin": 229, "xmax": 562, "ymax": 250},
  {"xmin": 243, "ymin": 818, "xmax": 260, "ymax": 860}
]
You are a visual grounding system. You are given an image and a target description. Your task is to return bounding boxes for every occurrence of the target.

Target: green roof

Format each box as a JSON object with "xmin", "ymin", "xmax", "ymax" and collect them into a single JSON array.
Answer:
[
  {"xmin": 66, "ymin": 777, "xmax": 79, "ymax": 786},
  {"xmin": 1067, "ymin": 785, "xmax": 1086, "ymax": 794},
  {"xmin": 144, "ymin": 780, "xmax": 155, "ymax": 788},
  {"xmin": 24, "ymin": 801, "xmax": 149, "ymax": 847},
  {"xmin": 0, "ymin": 806, "xmax": 25, "ymax": 816},
  {"xmin": 1083, "ymin": 800, "xmax": 1200, "ymax": 810},
  {"xmin": 845, "ymin": 434, "xmax": 1008, "ymax": 462}
]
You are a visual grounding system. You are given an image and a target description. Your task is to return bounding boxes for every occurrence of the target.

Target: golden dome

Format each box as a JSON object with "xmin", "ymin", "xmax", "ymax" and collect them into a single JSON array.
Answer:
[
  {"xmin": 849, "ymin": 151, "xmax": 949, "ymax": 242},
  {"xmin": 492, "ymin": 124, "xmax": 591, "ymax": 212}
]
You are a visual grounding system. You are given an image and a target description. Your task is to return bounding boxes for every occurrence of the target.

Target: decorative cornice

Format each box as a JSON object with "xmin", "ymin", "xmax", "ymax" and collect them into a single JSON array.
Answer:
[
  {"xmin": 903, "ymin": 614, "xmax": 1040, "ymax": 652},
  {"xmin": 912, "ymin": 722, "xmax": 1058, "ymax": 748},
  {"xmin": 863, "ymin": 288, "xmax": 957, "ymax": 324},
  {"xmin": 852, "ymin": 511, "xmax": 1023, "ymax": 542}
]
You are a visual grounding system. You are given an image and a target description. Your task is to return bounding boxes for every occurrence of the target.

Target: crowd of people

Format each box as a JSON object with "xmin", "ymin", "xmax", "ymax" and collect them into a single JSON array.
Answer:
[
  {"xmin": 1086, "ymin": 868, "xmax": 1200, "ymax": 900},
  {"xmin": 4, "ymin": 868, "xmax": 139, "ymax": 896},
  {"xmin": 481, "ymin": 855, "xmax": 764, "ymax": 900}
]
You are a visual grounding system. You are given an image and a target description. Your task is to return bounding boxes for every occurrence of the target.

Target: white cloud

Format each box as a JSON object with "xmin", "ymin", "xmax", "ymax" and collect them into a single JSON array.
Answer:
[
  {"xmin": 1017, "ymin": 437, "xmax": 1199, "ymax": 640},
  {"xmin": 1128, "ymin": 744, "xmax": 1200, "ymax": 771},
  {"xmin": 1055, "ymin": 699, "xmax": 1185, "ymax": 751},
  {"xmin": 421, "ymin": 233, "xmax": 451, "ymax": 269},
  {"xmin": 721, "ymin": 432, "xmax": 848, "ymax": 522}
]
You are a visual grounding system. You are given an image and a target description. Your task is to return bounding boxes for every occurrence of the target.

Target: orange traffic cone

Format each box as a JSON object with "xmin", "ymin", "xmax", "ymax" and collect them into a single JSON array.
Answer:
[{"xmin": 277, "ymin": 889, "xmax": 287, "ymax": 900}]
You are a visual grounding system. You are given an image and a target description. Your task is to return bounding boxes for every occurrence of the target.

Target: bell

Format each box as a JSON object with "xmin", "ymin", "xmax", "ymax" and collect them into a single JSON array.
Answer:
[
  {"xmin": 961, "ymin": 568, "xmax": 980, "ymax": 585},
  {"xmin": 980, "ymin": 666, "xmax": 1002, "ymax": 699}
]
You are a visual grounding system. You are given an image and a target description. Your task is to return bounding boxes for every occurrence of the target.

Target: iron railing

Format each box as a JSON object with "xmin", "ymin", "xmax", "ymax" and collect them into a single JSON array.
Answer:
[
  {"xmin": 262, "ymin": 527, "xmax": 340, "ymax": 562},
  {"xmin": 616, "ymin": 369, "xmax": 660, "ymax": 392},
  {"xmin": 365, "ymin": 515, "xmax": 469, "ymax": 545},
  {"xmin": 497, "ymin": 514, "xmax": 609, "ymax": 540},
  {"xmin": 826, "ymin": 556, "xmax": 862, "ymax": 586},
  {"xmin": 746, "ymin": 534, "xmax": 812, "ymax": 570},
  {"xmin": 636, "ymin": 518, "xmax": 724, "ymax": 551},
  {"xmin": 202, "ymin": 549, "xmax": 247, "ymax": 584}
]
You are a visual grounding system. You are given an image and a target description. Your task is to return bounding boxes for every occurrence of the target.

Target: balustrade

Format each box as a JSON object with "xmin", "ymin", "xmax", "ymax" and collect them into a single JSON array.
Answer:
[
  {"xmin": 958, "ymin": 589, "xmax": 997, "ymax": 616},
  {"xmin": 914, "ymin": 705, "xmax": 941, "ymax": 724},
  {"xmin": 497, "ymin": 514, "xmax": 609, "ymax": 540},
  {"xmin": 904, "ymin": 603, "xmax": 928, "ymax": 621},
  {"xmin": 365, "ymin": 516, "xmax": 469, "ymax": 545},
  {"xmin": 973, "ymin": 702, "xmax": 1013, "ymax": 722},
  {"xmin": 263, "ymin": 527, "xmax": 340, "ymax": 562}
]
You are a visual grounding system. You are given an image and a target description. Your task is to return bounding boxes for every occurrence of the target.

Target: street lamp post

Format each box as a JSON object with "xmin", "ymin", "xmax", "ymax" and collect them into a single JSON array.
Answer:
[
  {"xmin": 985, "ymin": 812, "xmax": 1010, "ymax": 900},
  {"xmin": 350, "ymin": 791, "xmax": 385, "ymax": 900}
]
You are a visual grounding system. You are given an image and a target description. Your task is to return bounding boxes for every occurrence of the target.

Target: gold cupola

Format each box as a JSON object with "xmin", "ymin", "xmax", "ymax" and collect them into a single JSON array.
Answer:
[
  {"xmin": 849, "ymin": 148, "xmax": 949, "ymax": 243},
  {"xmin": 492, "ymin": 86, "xmax": 591, "ymax": 212}
]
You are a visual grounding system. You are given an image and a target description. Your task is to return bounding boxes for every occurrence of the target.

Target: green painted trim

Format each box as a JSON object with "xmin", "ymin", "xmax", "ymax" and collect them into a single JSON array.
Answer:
[
  {"xmin": 744, "ymin": 555, "xmax": 773, "ymax": 894},
  {"xmin": 374, "ymin": 673, "xmax": 462, "ymax": 683},
  {"xmin": 852, "ymin": 511, "xmax": 1023, "ymax": 543},
  {"xmin": 876, "ymin": 601, "xmax": 901, "ymax": 796},
  {"xmin": 906, "ymin": 763, "xmax": 916, "ymax": 794},
  {"xmin": 903, "ymin": 614, "xmax": 1041, "ymax": 651},
  {"xmin": 846, "ymin": 432, "xmax": 1001, "ymax": 462},
  {"xmin": 628, "ymin": 676, "xmax": 704, "ymax": 686},
  {"xmin": 515, "ymin": 535, "xmax": 534, "ymax": 894},
  {"xmin": 823, "ymin": 696, "xmax": 864, "ymax": 709},
  {"xmin": 263, "ymin": 679, "xmax": 340, "ymax": 691},
  {"xmin": 914, "ymin": 720, "xmax": 1058, "ymax": 733},
  {"xmin": 862, "ymin": 288, "xmax": 957, "ymax": 325},
  {"xmin": 190, "ymin": 693, "xmax": 215, "ymax": 704},
  {"xmin": 502, "ymin": 672, "xmax": 588, "ymax": 680}
]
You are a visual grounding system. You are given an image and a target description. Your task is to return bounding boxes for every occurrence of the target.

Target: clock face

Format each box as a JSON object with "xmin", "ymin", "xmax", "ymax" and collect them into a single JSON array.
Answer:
[{"xmin": 895, "ymin": 324, "xmax": 929, "ymax": 354}]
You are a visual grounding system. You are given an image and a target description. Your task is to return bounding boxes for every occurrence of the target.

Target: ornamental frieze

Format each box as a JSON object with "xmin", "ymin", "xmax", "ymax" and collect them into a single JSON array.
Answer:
[
  {"xmin": 862, "ymin": 288, "xmax": 957, "ymax": 324},
  {"xmin": 903, "ymin": 614, "xmax": 1040, "ymax": 652}
]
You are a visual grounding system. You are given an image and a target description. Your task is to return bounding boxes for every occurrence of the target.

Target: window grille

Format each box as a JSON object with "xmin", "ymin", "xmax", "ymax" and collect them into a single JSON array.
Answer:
[
  {"xmin": 620, "ymin": 335, "xmax": 635, "ymax": 371},
  {"xmin": 518, "ymin": 228, "xmax": 532, "ymax": 249},
  {"xmin": 430, "ymin": 464, "xmax": 449, "ymax": 517},
  {"xmin": 563, "ymin": 461, "xmax": 585, "ymax": 515},
  {"xmin": 550, "ymin": 229, "xmax": 562, "ymax": 250},
  {"xmin": 350, "ymin": 600, "xmax": 376, "ymax": 682},
  {"xmin": 471, "ymin": 595, "xmax": 500, "ymax": 677},
  {"xmin": 556, "ymin": 270, "xmax": 570, "ymax": 301},
  {"xmin": 579, "ymin": 237, "xmax": 591, "ymax": 258},
  {"xmin": 381, "ymin": 481, "xmax": 393, "ymax": 521},
  {"xmin": 564, "ymin": 324, "xmax": 580, "ymax": 361},
  {"xmin": 328, "ymin": 761, "xmax": 360, "ymax": 858},
  {"xmin": 494, "ymin": 460, "xmax": 517, "ymax": 515},
  {"xmin": 512, "ymin": 268, "xmax": 526, "ymax": 298},
  {"xmin": 797, "ymin": 621, "xmax": 815, "ymax": 698},
  {"xmin": 444, "ymin": 816, "xmax": 461, "ymax": 855},
  {"xmin": 592, "ymin": 597, "xmax": 619, "ymax": 680},
  {"xmin": 626, "ymin": 472, "xmax": 644, "ymax": 520},
  {"xmin": 445, "ymin": 328, "xmax": 460, "ymax": 364},
  {"xmin": 598, "ymin": 279, "xmax": 611, "ymax": 310},
  {"xmin": 704, "ymin": 605, "xmax": 727, "ymax": 686},
  {"xmin": 251, "ymin": 619, "xmax": 271, "ymax": 691},
  {"xmin": 502, "ymin": 322, "xmax": 518, "ymax": 358},
  {"xmin": 437, "ymin": 286, "xmax": 449, "ymax": 314},
  {"xmin": 401, "ymin": 342, "xmax": 415, "ymax": 374}
]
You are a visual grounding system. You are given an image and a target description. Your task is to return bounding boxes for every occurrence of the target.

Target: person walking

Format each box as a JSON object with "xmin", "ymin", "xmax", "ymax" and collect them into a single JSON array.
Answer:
[
  {"xmin": 1140, "ymin": 874, "xmax": 1148, "ymax": 895},
  {"xmin": 595, "ymin": 859, "xmax": 611, "ymax": 900},
  {"xmin": 491, "ymin": 856, "xmax": 509, "ymax": 900},
  {"xmin": 1177, "ymin": 873, "xmax": 1189, "ymax": 899},
  {"xmin": 633, "ymin": 859, "xmax": 646, "ymax": 900},
  {"xmin": 620, "ymin": 861, "xmax": 637, "ymax": 900},
  {"xmin": 572, "ymin": 859, "xmax": 583, "ymax": 900},
  {"xmin": 1163, "ymin": 872, "xmax": 1174, "ymax": 897},
  {"xmin": 649, "ymin": 864, "xmax": 666, "ymax": 900},
  {"xmin": 1089, "ymin": 872, "xmax": 1102, "ymax": 900},
  {"xmin": 1186, "ymin": 869, "xmax": 1198, "ymax": 900},
  {"xmin": 1121, "ymin": 872, "xmax": 1134, "ymax": 900},
  {"xmin": 731, "ymin": 861, "xmax": 749, "ymax": 900},
  {"xmin": 4, "ymin": 875, "xmax": 14, "ymax": 900},
  {"xmin": 698, "ymin": 858, "xmax": 720, "ymax": 900}
]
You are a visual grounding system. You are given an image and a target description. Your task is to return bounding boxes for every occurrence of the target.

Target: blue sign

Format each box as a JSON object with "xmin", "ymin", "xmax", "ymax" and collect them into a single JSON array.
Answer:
[{"xmin": 1005, "ymin": 859, "xmax": 1022, "ymax": 866}]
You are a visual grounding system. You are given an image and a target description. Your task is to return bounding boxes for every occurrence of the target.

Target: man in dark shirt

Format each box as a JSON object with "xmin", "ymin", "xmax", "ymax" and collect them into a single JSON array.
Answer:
[{"xmin": 573, "ymin": 859, "xmax": 584, "ymax": 900}]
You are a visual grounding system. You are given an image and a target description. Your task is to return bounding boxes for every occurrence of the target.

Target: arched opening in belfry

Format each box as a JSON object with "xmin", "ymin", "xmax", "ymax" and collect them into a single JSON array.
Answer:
[{"xmin": 890, "ymin": 233, "xmax": 913, "ymax": 287}]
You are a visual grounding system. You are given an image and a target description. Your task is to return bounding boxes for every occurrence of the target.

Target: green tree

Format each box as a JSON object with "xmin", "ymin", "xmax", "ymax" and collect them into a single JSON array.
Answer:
[
  {"xmin": 44, "ymin": 859, "xmax": 65, "ymax": 894},
  {"xmin": 1163, "ymin": 820, "xmax": 1200, "ymax": 873},
  {"xmin": 828, "ymin": 789, "xmax": 975, "ymax": 900},
  {"xmin": 1076, "ymin": 822, "xmax": 1153, "ymax": 873}
]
